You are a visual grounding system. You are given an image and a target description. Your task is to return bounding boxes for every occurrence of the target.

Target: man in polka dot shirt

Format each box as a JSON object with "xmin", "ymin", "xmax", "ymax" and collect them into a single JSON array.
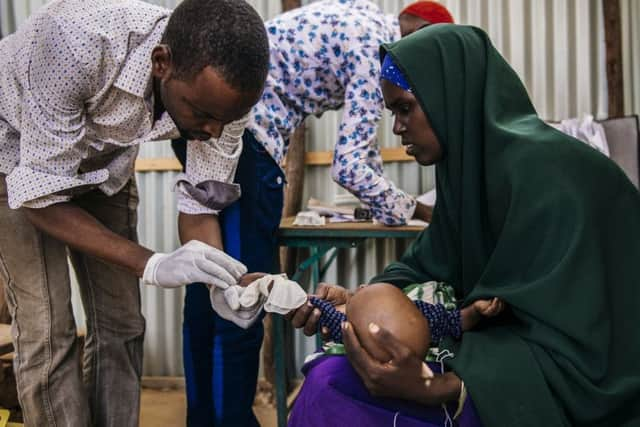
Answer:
[{"xmin": 0, "ymin": 0, "xmax": 269, "ymax": 425}]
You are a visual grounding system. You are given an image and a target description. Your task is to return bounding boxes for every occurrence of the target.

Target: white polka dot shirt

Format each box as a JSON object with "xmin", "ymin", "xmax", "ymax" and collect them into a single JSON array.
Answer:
[
  {"xmin": 0, "ymin": 0, "xmax": 243, "ymax": 215},
  {"xmin": 248, "ymin": 0, "xmax": 417, "ymax": 225}
]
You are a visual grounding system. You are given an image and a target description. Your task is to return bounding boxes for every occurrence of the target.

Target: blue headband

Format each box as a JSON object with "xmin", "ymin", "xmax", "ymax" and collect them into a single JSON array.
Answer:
[{"xmin": 380, "ymin": 54, "xmax": 412, "ymax": 92}]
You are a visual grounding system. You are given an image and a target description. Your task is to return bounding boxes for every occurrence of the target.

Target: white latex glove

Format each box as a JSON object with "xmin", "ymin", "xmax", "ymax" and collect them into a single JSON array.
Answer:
[{"xmin": 142, "ymin": 240, "xmax": 247, "ymax": 289}]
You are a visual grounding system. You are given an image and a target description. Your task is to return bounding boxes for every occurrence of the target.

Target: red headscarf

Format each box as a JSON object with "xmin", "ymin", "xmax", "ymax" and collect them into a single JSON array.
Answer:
[{"xmin": 400, "ymin": 1, "xmax": 454, "ymax": 24}]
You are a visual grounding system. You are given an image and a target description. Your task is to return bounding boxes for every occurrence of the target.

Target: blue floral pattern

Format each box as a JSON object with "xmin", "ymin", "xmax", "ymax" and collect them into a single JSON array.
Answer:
[{"xmin": 247, "ymin": 0, "xmax": 417, "ymax": 225}]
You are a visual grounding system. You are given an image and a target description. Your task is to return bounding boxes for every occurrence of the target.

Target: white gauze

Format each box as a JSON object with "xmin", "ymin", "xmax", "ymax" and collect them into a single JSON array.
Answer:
[{"xmin": 210, "ymin": 274, "xmax": 307, "ymax": 329}]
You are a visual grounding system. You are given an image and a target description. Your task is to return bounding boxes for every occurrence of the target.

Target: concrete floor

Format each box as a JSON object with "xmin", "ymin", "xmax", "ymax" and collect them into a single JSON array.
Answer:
[{"xmin": 140, "ymin": 388, "xmax": 277, "ymax": 427}]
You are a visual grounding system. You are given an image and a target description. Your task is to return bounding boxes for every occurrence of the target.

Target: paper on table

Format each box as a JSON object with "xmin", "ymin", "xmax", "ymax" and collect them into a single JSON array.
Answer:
[
  {"xmin": 293, "ymin": 210, "xmax": 326, "ymax": 226},
  {"xmin": 307, "ymin": 197, "xmax": 356, "ymax": 217},
  {"xmin": 416, "ymin": 188, "xmax": 437, "ymax": 207},
  {"xmin": 328, "ymin": 213, "xmax": 367, "ymax": 223}
]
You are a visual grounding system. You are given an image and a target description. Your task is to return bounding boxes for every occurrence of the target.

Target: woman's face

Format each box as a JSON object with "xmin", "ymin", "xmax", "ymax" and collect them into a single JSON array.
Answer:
[{"xmin": 382, "ymin": 79, "xmax": 443, "ymax": 166}]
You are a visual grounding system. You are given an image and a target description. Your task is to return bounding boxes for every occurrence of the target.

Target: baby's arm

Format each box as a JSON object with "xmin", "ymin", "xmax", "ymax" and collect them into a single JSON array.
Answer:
[
  {"xmin": 413, "ymin": 301, "xmax": 462, "ymax": 344},
  {"xmin": 413, "ymin": 297, "xmax": 505, "ymax": 344},
  {"xmin": 460, "ymin": 297, "xmax": 505, "ymax": 332}
]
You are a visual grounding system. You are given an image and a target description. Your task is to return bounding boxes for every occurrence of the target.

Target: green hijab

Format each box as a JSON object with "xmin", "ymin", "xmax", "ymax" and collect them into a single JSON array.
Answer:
[{"xmin": 373, "ymin": 25, "xmax": 640, "ymax": 426}]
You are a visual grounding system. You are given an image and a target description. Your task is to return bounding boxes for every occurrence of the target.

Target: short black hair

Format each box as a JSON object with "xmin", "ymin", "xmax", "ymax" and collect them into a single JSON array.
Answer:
[{"xmin": 162, "ymin": 0, "xmax": 269, "ymax": 94}]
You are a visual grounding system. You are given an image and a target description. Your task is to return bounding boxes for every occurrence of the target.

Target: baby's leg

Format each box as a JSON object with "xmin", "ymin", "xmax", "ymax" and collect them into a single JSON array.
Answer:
[{"xmin": 309, "ymin": 296, "xmax": 347, "ymax": 342}]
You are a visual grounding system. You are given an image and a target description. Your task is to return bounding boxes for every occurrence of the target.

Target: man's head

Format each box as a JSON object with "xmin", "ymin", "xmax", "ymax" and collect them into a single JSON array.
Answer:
[
  {"xmin": 399, "ymin": 1, "xmax": 454, "ymax": 37},
  {"xmin": 152, "ymin": 0, "xmax": 269, "ymax": 140}
]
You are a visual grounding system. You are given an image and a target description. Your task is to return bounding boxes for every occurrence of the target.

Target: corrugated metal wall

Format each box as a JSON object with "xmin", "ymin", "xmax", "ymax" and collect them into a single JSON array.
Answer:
[
  {"xmin": 2, "ymin": 0, "xmax": 638, "ymax": 375},
  {"xmin": 622, "ymin": 0, "xmax": 640, "ymax": 116}
]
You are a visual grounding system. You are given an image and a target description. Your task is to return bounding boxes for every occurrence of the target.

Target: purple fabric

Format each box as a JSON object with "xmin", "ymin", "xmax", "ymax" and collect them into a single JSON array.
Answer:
[{"xmin": 289, "ymin": 356, "xmax": 482, "ymax": 427}]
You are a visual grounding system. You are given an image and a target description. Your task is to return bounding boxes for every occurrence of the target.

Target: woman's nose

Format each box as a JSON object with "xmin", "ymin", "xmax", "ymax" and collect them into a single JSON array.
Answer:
[{"xmin": 392, "ymin": 117, "xmax": 406, "ymax": 135}]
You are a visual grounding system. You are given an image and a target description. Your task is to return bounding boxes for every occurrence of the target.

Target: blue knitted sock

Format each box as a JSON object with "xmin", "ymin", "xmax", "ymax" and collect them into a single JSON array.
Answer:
[{"xmin": 308, "ymin": 296, "xmax": 347, "ymax": 342}]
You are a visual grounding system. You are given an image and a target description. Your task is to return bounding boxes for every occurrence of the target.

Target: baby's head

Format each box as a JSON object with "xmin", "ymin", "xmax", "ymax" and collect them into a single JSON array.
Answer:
[{"xmin": 346, "ymin": 283, "xmax": 430, "ymax": 361}]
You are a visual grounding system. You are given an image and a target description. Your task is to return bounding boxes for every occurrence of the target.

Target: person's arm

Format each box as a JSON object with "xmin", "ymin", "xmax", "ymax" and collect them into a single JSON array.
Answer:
[
  {"xmin": 9, "ymin": 16, "xmax": 242, "ymax": 290},
  {"xmin": 288, "ymin": 283, "xmax": 353, "ymax": 337},
  {"xmin": 460, "ymin": 297, "xmax": 505, "ymax": 331},
  {"xmin": 171, "ymin": 140, "xmax": 225, "ymax": 249},
  {"xmin": 173, "ymin": 116, "xmax": 248, "ymax": 247},
  {"xmin": 10, "ymin": 16, "xmax": 153, "ymax": 277},
  {"xmin": 341, "ymin": 321, "xmax": 461, "ymax": 405},
  {"xmin": 413, "ymin": 201, "xmax": 433, "ymax": 222},
  {"xmin": 178, "ymin": 212, "xmax": 223, "ymax": 249},
  {"xmin": 25, "ymin": 203, "xmax": 152, "ymax": 277},
  {"xmin": 332, "ymin": 66, "xmax": 416, "ymax": 226},
  {"xmin": 369, "ymin": 230, "xmax": 436, "ymax": 288}
]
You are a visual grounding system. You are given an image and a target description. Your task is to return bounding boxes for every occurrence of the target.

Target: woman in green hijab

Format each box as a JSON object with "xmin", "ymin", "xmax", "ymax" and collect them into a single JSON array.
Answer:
[{"xmin": 289, "ymin": 24, "xmax": 640, "ymax": 427}]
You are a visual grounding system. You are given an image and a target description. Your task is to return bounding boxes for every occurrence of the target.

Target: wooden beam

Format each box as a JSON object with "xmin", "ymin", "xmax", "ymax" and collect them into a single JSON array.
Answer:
[
  {"xmin": 293, "ymin": 147, "xmax": 414, "ymax": 167},
  {"xmin": 290, "ymin": 147, "xmax": 413, "ymax": 166},
  {"xmin": 281, "ymin": 0, "xmax": 301, "ymax": 11},
  {"xmin": 379, "ymin": 147, "xmax": 414, "ymax": 162},
  {"xmin": 0, "ymin": 324, "xmax": 12, "ymax": 356},
  {"xmin": 141, "ymin": 376, "xmax": 185, "ymax": 390},
  {"xmin": 603, "ymin": 0, "xmax": 624, "ymax": 117},
  {"xmin": 134, "ymin": 147, "xmax": 413, "ymax": 172},
  {"xmin": 134, "ymin": 158, "xmax": 182, "ymax": 172},
  {"xmin": 303, "ymin": 151, "xmax": 332, "ymax": 165}
]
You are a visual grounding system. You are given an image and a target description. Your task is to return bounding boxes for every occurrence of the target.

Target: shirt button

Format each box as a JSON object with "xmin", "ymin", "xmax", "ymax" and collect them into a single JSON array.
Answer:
[{"xmin": 276, "ymin": 176, "xmax": 283, "ymax": 185}]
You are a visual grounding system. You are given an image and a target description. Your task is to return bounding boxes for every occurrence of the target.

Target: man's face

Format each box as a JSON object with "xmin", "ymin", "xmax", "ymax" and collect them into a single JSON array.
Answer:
[
  {"xmin": 399, "ymin": 14, "xmax": 430, "ymax": 37},
  {"xmin": 382, "ymin": 79, "xmax": 442, "ymax": 166},
  {"xmin": 152, "ymin": 46, "xmax": 260, "ymax": 140}
]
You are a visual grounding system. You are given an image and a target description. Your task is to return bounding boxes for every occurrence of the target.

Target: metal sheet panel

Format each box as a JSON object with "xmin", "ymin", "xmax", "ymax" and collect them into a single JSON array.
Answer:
[{"xmin": 622, "ymin": 0, "xmax": 640, "ymax": 116}]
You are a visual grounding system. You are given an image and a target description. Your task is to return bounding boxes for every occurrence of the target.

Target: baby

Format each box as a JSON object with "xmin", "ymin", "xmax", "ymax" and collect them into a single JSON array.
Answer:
[{"xmin": 310, "ymin": 283, "xmax": 504, "ymax": 361}]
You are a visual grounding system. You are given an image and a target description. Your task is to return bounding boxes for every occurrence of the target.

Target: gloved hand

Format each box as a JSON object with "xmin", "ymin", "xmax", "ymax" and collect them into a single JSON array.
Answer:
[{"xmin": 142, "ymin": 240, "xmax": 247, "ymax": 289}]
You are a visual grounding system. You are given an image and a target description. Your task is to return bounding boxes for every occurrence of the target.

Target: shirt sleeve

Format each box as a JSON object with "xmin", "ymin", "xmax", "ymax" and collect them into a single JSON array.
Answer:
[
  {"xmin": 6, "ymin": 16, "xmax": 106, "ymax": 209},
  {"xmin": 175, "ymin": 115, "xmax": 248, "ymax": 215},
  {"xmin": 331, "ymin": 67, "xmax": 416, "ymax": 226}
]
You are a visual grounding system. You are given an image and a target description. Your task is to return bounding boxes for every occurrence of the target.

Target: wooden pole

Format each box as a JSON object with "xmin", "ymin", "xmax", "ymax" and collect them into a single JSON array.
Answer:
[
  {"xmin": 603, "ymin": 0, "xmax": 624, "ymax": 118},
  {"xmin": 261, "ymin": 0, "xmax": 305, "ymax": 405},
  {"xmin": 279, "ymin": 126, "xmax": 306, "ymax": 277},
  {"xmin": 0, "ymin": 289, "xmax": 9, "ymax": 324},
  {"xmin": 0, "ymin": 11, "xmax": 9, "ymax": 327}
]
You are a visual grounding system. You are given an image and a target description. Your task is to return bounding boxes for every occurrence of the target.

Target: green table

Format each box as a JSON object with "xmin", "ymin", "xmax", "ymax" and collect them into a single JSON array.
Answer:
[{"xmin": 272, "ymin": 217, "xmax": 425, "ymax": 427}]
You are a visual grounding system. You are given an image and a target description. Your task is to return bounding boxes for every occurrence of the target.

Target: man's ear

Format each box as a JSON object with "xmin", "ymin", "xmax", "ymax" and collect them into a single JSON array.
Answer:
[{"xmin": 151, "ymin": 44, "xmax": 173, "ymax": 79}]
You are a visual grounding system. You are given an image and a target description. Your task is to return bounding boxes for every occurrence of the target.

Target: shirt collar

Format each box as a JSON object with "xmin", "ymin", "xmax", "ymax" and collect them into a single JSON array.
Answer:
[{"xmin": 113, "ymin": 16, "xmax": 168, "ymax": 100}]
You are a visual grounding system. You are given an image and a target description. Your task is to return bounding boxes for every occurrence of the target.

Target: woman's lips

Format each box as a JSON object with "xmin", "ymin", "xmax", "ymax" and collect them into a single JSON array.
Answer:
[{"xmin": 404, "ymin": 143, "xmax": 417, "ymax": 156}]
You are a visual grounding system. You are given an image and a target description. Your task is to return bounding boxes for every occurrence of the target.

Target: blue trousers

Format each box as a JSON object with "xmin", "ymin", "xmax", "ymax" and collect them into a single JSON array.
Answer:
[{"xmin": 172, "ymin": 133, "xmax": 285, "ymax": 426}]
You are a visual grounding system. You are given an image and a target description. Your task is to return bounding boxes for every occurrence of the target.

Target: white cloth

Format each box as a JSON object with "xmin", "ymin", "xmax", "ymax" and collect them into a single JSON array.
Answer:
[
  {"xmin": 0, "ymin": 0, "xmax": 244, "ymax": 213},
  {"xmin": 210, "ymin": 274, "xmax": 308, "ymax": 329},
  {"xmin": 552, "ymin": 115, "xmax": 610, "ymax": 157}
]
